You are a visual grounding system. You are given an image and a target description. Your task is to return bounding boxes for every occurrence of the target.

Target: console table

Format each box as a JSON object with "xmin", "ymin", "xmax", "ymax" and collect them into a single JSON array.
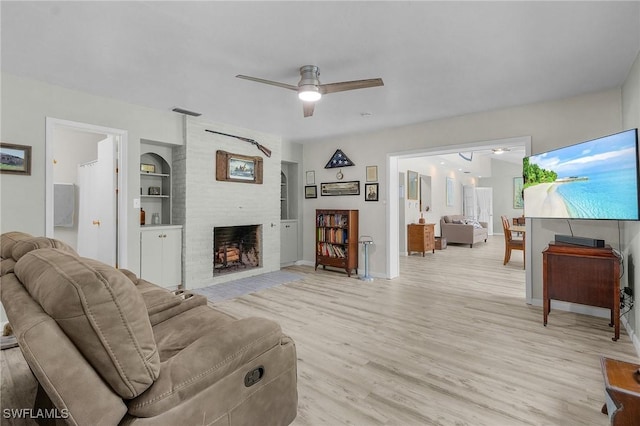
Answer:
[
  {"xmin": 407, "ymin": 223, "xmax": 435, "ymax": 256},
  {"xmin": 600, "ymin": 357, "xmax": 640, "ymax": 424},
  {"xmin": 542, "ymin": 242, "xmax": 620, "ymax": 341}
]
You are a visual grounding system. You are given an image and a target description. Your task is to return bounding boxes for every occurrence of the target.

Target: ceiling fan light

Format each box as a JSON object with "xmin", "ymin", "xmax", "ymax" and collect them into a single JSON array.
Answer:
[{"xmin": 298, "ymin": 86, "xmax": 321, "ymax": 102}]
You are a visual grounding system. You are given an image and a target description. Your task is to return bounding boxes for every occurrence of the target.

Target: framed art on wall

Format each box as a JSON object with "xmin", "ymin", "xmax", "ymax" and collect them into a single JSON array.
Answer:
[
  {"xmin": 216, "ymin": 150, "xmax": 263, "ymax": 184},
  {"xmin": 365, "ymin": 183, "xmax": 379, "ymax": 201},
  {"xmin": 306, "ymin": 170, "xmax": 315, "ymax": 185},
  {"xmin": 305, "ymin": 185, "xmax": 317, "ymax": 199},
  {"xmin": 321, "ymin": 181, "xmax": 360, "ymax": 196},
  {"xmin": 0, "ymin": 142, "xmax": 31, "ymax": 175},
  {"xmin": 446, "ymin": 177, "xmax": 455, "ymax": 206},
  {"xmin": 366, "ymin": 165, "xmax": 378, "ymax": 182},
  {"xmin": 513, "ymin": 177, "xmax": 524, "ymax": 209},
  {"xmin": 407, "ymin": 170, "xmax": 418, "ymax": 200}
]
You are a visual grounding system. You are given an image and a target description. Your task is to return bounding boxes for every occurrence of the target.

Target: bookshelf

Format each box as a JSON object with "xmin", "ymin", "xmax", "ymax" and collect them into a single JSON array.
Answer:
[{"xmin": 315, "ymin": 209, "xmax": 359, "ymax": 277}]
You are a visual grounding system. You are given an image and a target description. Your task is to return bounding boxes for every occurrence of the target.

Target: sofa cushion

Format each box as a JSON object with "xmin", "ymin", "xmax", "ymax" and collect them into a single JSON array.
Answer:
[
  {"xmin": 0, "ymin": 258, "xmax": 16, "ymax": 276},
  {"xmin": 11, "ymin": 237, "xmax": 77, "ymax": 261},
  {"xmin": 0, "ymin": 231, "xmax": 32, "ymax": 259},
  {"xmin": 14, "ymin": 248, "xmax": 160, "ymax": 399},
  {"xmin": 128, "ymin": 316, "xmax": 283, "ymax": 417}
]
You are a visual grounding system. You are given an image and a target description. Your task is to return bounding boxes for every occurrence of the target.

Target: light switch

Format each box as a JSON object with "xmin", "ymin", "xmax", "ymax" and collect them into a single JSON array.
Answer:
[{"xmin": 133, "ymin": 198, "xmax": 141, "ymax": 208}]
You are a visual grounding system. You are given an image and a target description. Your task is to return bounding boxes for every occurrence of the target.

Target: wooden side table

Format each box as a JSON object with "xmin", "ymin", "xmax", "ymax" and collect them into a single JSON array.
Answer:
[
  {"xmin": 407, "ymin": 223, "xmax": 435, "ymax": 256},
  {"xmin": 600, "ymin": 357, "xmax": 640, "ymax": 425}
]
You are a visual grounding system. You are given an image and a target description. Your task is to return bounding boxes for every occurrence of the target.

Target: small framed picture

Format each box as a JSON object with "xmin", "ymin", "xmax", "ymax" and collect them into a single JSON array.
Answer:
[
  {"xmin": 366, "ymin": 165, "xmax": 378, "ymax": 182},
  {"xmin": 365, "ymin": 183, "xmax": 379, "ymax": 201},
  {"xmin": 306, "ymin": 170, "xmax": 315, "ymax": 185},
  {"xmin": 305, "ymin": 185, "xmax": 317, "ymax": 199},
  {"xmin": 140, "ymin": 163, "xmax": 156, "ymax": 173},
  {"xmin": 0, "ymin": 142, "xmax": 32, "ymax": 175}
]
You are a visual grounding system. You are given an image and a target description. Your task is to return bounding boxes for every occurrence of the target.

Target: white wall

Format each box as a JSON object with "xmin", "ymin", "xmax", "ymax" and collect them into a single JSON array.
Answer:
[{"xmin": 0, "ymin": 73, "xmax": 183, "ymax": 273}]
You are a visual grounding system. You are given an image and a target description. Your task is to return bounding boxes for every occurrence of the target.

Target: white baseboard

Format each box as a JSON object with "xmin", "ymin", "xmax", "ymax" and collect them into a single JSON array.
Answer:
[
  {"xmin": 621, "ymin": 315, "xmax": 640, "ymax": 357},
  {"xmin": 529, "ymin": 298, "xmax": 611, "ymax": 318},
  {"xmin": 294, "ymin": 260, "xmax": 386, "ymax": 279}
]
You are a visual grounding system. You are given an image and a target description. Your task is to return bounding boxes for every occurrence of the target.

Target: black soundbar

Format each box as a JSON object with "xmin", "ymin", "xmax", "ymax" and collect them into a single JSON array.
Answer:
[{"xmin": 555, "ymin": 234, "xmax": 605, "ymax": 248}]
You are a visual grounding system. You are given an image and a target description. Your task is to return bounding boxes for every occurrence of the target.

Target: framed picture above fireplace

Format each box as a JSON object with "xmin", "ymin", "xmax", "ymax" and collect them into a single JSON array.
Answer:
[{"xmin": 216, "ymin": 150, "xmax": 263, "ymax": 184}]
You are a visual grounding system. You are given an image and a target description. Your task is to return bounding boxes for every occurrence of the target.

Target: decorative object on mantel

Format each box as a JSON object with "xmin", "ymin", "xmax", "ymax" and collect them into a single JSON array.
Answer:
[
  {"xmin": 216, "ymin": 150, "xmax": 264, "ymax": 184},
  {"xmin": 321, "ymin": 181, "xmax": 360, "ymax": 196},
  {"xmin": 305, "ymin": 185, "xmax": 317, "ymax": 199},
  {"xmin": 325, "ymin": 149, "xmax": 354, "ymax": 168},
  {"xmin": 0, "ymin": 142, "xmax": 31, "ymax": 175},
  {"xmin": 205, "ymin": 129, "xmax": 272, "ymax": 158}
]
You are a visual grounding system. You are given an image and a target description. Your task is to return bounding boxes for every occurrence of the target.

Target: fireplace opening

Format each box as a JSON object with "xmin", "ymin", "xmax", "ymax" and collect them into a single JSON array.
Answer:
[{"xmin": 213, "ymin": 225, "xmax": 261, "ymax": 275}]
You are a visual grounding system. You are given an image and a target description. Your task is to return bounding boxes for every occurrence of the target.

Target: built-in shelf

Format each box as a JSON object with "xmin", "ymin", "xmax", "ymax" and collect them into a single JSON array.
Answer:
[{"xmin": 140, "ymin": 152, "xmax": 171, "ymax": 225}]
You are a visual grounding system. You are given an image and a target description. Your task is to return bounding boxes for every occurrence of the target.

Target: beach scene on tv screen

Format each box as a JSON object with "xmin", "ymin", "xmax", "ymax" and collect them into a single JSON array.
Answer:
[{"xmin": 523, "ymin": 131, "xmax": 639, "ymax": 220}]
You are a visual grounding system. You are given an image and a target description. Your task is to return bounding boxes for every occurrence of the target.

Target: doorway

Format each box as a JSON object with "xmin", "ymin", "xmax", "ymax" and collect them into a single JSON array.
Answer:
[
  {"xmin": 45, "ymin": 118, "xmax": 128, "ymax": 268},
  {"xmin": 387, "ymin": 136, "xmax": 532, "ymax": 300}
]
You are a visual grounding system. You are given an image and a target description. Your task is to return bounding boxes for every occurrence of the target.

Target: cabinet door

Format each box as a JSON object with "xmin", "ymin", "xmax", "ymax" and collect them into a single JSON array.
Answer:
[
  {"xmin": 140, "ymin": 231, "xmax": 164, "ymax": 285},
  {"xmin": 161, "ymin": 228, "xmax": 182, "ymax": 287},
  {"xmin": 280, "ymin": 221, "xmax": 298, "ymax": 264}
]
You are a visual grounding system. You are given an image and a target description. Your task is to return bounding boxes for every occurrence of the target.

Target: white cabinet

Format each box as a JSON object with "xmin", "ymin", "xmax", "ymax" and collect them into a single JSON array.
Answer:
[
  {"xmin": 140, "ymin": 226, "xmax": 182, "ymax": 288},
  {"xmin": 280, "ymin": 220, "xmax": 298, "ymax": 265}
]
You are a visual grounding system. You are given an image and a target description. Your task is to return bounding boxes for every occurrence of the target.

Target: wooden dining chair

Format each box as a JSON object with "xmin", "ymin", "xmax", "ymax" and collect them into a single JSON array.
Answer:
[{"xmin": 501, "ymin": 215, "xmax": 525, "ymax": 268}]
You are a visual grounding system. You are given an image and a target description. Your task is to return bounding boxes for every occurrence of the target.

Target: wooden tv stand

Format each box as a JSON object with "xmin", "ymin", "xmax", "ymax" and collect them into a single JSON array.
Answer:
[{"xmin": 542, "ymin": 242, "xmax": 620, "ymax": 341}]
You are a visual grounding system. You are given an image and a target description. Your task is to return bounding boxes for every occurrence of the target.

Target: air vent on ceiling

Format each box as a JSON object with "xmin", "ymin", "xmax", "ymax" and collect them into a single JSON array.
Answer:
[{"xmin": 172, "ymin": 107, "xmax": 201, "ymax": 117}]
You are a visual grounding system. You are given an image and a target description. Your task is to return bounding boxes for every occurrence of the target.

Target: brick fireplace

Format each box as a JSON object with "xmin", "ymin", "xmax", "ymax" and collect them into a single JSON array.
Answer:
[
  {"xmin": 174, "ymin": 117, "xmax": 282, "ymax": 288},
  {"xmin": 213, "ymin": 225, "xmax": 261, "ymax": 275}
]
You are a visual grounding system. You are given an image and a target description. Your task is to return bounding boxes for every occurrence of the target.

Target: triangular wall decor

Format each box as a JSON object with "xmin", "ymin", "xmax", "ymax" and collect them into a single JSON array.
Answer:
[{"xmin": 324, "ymin": 149, "xmax": 355, "ymax": 169}]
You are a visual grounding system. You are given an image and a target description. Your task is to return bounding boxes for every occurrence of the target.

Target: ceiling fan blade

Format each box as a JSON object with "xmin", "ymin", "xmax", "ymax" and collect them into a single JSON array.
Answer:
[
  {"xmin": 319, "ymin": 78, "xmax": 384, "ymax": 95},
  {"xmin": 302, "ymin": 101, "xmax": 315, "ymax": 118},
  {"xmin": 235, "ymin": 75, "xmax": 298, "ymax": 91}
]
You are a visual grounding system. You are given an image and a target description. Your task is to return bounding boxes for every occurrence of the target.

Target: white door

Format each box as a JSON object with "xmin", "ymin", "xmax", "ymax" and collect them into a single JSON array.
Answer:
[
  {"xmin": 463, "ymin": 185, "xmax": 477, "ymax": 219},
  {"xmin": 77, "ymin": 161, "xmax": 99, "ymax": 260},
  {"xmin": 476, "ymin": 187, "xmax": 493, "ymax": 235},
  {"xmin": 76, "ymin": 136, "xmax": 117, "ymax": 266},
  {"xmin": 95, "ymin": 137, "xmax": 117, "ymax": 266}
]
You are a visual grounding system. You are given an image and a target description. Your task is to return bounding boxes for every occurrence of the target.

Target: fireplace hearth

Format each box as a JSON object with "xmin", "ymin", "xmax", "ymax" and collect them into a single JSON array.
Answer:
[{"xmin": 213, "ymin": 225, "xmax": 261, "ymax": 275}]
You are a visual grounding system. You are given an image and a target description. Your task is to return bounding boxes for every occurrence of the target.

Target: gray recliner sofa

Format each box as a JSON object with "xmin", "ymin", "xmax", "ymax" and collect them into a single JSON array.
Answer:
[
  {"xmin": 440, "ymin": 215, "xmax": 488, "ymax": 248},
  {"xmin": 0, "ymin": 232, "xmax": 298, "ymax": 426}
]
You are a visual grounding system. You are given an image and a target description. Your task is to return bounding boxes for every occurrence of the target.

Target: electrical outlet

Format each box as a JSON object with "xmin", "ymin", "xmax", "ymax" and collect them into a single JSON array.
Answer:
[{"xmin": 133, "ymin": 198, "xmax": 141, "ymax": 208}]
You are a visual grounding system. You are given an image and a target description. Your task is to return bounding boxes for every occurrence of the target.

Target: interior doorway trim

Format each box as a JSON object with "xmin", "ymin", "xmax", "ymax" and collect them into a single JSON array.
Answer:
[
  {"xmin": 386, "ymin": 136, "xmax": 532, "ymax": 301},
  {"xmin": 45, "ymin": 117, "xmax": 129, "ymax": 268}
]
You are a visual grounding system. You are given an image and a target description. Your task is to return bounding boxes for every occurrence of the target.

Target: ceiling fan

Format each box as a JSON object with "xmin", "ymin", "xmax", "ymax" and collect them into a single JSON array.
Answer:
[{"xmin": 236, "ymin": 65, "xmax": 384, "ymax": 117}]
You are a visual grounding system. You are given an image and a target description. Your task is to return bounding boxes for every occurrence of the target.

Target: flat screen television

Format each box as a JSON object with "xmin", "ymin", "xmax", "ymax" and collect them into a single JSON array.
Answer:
[{"xmin": 523, "ymin": 128, "xmax": 639, "ymax": 220}]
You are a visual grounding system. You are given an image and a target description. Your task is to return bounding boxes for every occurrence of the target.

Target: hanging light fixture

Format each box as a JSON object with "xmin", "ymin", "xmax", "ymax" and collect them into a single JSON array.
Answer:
[
  {"xmin": 492, "ymin": 148, "xmax": 511, "ymax": 155},
  {"xmin": 298, "ymin": 85, "xmax": 321, "ymax": 102}
]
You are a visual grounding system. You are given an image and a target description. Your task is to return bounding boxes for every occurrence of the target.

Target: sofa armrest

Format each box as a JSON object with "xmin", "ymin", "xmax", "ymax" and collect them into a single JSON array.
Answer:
[{"xmin": 127, "ymin": 317, "xmax": 283, "ymax": 417}]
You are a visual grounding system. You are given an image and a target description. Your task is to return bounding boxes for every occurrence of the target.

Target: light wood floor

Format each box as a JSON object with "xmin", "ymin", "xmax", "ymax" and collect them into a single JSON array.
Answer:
[{"xmin": 2, "ymin": 236, "xmax": 638, "ymax": 425}]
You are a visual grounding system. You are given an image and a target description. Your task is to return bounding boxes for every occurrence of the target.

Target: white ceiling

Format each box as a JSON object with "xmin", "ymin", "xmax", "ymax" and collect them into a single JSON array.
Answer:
[{"xmin": 2, "ymin": 2, "xmax": 639, "ymax": 144}]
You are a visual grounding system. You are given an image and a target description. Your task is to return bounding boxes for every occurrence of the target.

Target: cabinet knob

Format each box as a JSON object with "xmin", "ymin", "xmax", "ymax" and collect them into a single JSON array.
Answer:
[{"xmin": 92, "ymin": 220, "xmax": 101, "ymax": 226}]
